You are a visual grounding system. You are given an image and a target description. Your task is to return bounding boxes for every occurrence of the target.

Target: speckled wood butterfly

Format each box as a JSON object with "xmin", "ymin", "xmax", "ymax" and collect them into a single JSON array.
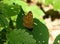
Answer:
[{"xmin": 23, "ymin": 11, "xmax": 33, "ymax": 29}]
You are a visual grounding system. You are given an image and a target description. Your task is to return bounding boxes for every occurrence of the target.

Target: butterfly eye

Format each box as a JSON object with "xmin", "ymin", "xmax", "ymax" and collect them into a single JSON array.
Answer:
[{"xmin": 23, "ymin": 11, "xmax": 33, "ymax": 29}]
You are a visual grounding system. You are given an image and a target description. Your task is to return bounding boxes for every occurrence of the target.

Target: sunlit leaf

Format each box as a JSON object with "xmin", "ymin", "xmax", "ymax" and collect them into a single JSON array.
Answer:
[
  {"xmin": 28, "ymin": 5, "xmax": 45, "ymax": 23},
  {"xmin": 53, "ymin": 0, "xmax": 60, "ymax": 11}
]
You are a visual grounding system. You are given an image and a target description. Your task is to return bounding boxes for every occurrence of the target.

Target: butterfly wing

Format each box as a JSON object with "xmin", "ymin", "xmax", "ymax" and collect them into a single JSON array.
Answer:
[{"xmin": 23, "ymin": 11, "xmax": 33, "ymax": 29}]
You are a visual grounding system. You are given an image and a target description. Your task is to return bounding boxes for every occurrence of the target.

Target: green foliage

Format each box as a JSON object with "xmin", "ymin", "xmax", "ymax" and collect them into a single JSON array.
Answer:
[
  {"xmin": 16, "ymin": 6, "xmax": 25, "ymax": 29},
  {"xmin": 45, "ymin": 0, "xmax": 53, "ymax": 5},
  {"xmin": 28, "ymin": 18, "xmax": 49, "ymax": 44},
  {"xmin": 0, "ymin": 2, "xmax": 20, "ymax": 27},
  {"xmin": 0, "ymin": 0, "xmax": 49, "ymax": 44},
  {"xmin": 16, "ymin": 11, "xmax": 49, "ymax": 44},
  {"xmin": 0, "ymin": 0, "xmax": 60, "ymax": 44},
  {"xmin": 7, "ymin": 29, "xmax": 37, "ymax": 44},
  {"xmin": 0, "ymin": 15, "xmax": 8, "ymax": 27},
  {"xmin": 0, "ymin": 28, "xmax": 7, "ymax": 44},
  {"xmin": 3, "ymin": 0, "xmax": 28, "ymax": 12},
  {"xmin": 0, "ymin": 2, "xmax": 20, "ymax": 17},
  {"xmin": 38, "ymin": 0, "xmax": 60, "ymax": 11},
  {"xmin": 53, "ymin": 34, "xmax": 60, "ymax": 44},
  {"xmin": 29, "ymin": 5, "xmax": 44, "ymax": 17},
  {"xmin": 45, "ymin": 0, "xmax": 60, "ymax": 11}
]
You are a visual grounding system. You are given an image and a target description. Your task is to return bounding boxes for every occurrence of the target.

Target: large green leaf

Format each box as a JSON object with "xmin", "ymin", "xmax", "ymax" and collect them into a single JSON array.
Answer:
[
  {"xmin": 53, "ymin": 34, "xmax": 60, "ymax": 44},
  {"xmin": 7, "ymin": 29, "xmax": 37, "ymax": 44},
  {"xmin": 33, "ymin": 18, "xmax": 49, "ymax": 44},
  {"xmin": 25, "ymin": 18, "xmax": 49, "ymax": 44}
]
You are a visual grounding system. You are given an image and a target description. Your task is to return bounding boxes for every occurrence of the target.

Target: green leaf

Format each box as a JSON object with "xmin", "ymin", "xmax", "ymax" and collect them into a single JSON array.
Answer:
[
  {"xmin": 45, "ymin": 0, "xmax": 53, "ymax": 5},
  {"xmin": 0, "ymin": 2, "xmax": 20, "ymax": 18},
  {"xmin": 33, "ymin": 18, "xmax": 49, "ymax": 44},
  {"xmin": 29, "ymin": 5, "xmax": 45, "ymax": 17},
  {"xmin": 53, "ymin": 34, "xmax": 60, "ymax": 44},
  {"xmin": 0, "ymin": 15, "xmax": 8, "ymax": 27},
  {"xmin": 3, "ymin": 4, "xmax": 20, "ymax": 17},
  {"xmin": 7, "ymin": 29, "xmax": 37, "ymax": 44},
  {"xmin": 45, "ymin": 0, "xmax": 60, "ymax": 11},
  {"xmin": 11, "ymin": 15, "xmax": 17, "ymax": 21},
  {"xmin": 16, "ymin": 6, "xmax": 25, "ymax": 29},
  {"xmin": 3, "ymin": 0, "xmax": 28, "ymax": 12},
  {"xmin": 2, "ymin": 0, "xmax": 14, "ymax": 5},
  {"xmin": 14, "ymin": 0, "xmax": 28, "ymax": 12},
  {"xmin": 0, "ymin": 28, "xmax": 7, "ymax": 44},
  {"xmin": 26, "ymin": 18, "xmax": 49, "ymax": 44},
  {"xmin": 53, "ymin": 0, "xmax": 60, "ymax": 11},
  {"xmin": 0, "ymin": 27, "xmax": 4, "ymax": 31}
]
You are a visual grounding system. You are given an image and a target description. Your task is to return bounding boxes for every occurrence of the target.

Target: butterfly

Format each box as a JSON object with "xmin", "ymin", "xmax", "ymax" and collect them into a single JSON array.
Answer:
[{"xmin": 23, "ymin": 11, "xmax": 34, "ymax": 29}]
